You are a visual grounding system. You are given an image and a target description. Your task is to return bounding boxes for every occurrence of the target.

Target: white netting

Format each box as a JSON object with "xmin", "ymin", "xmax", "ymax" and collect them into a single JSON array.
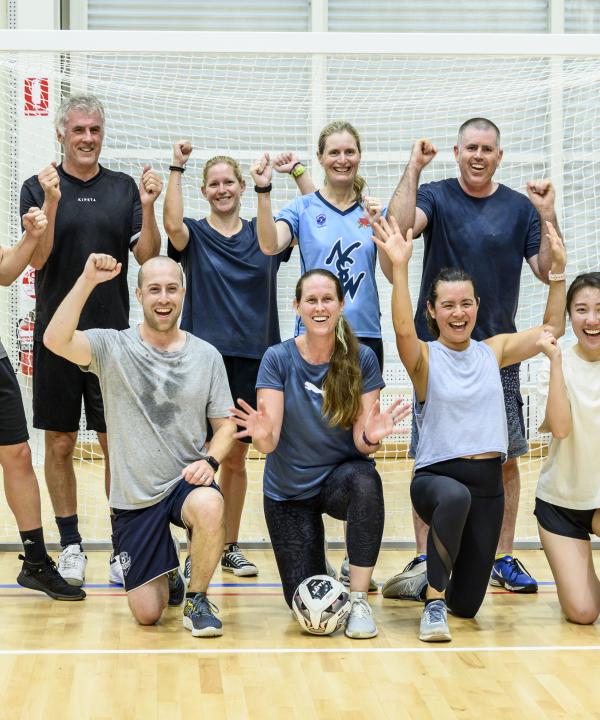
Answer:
[{"xmin": 1, "ymin": 45, "xmax": 599, "ymax": 544}]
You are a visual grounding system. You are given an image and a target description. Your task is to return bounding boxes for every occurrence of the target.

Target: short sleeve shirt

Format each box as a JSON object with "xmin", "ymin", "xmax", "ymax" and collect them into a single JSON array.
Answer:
[
  {"xmin": 277, "ymin": 191, "xmax": 381, "ymax": 338},
  {"xmin": 256, "ymin": 339, "xmax": 384, "ymax": 501},
  {"xmin": 167, "ymin": 217, "xmax": 290, "ymax": 358},
  {"xmin": 20, "ymin": 164, "xmax": 142, "ymax": 340},
  {"xmin": 415, "ymin": 178, "xmax": 540, "ymax": 341}
]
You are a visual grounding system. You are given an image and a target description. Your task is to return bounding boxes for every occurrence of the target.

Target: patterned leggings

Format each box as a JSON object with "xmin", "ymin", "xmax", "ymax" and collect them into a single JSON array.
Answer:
[{"xmin": 264, "ymin": 460, "xmax": 385, "ymax": 607}]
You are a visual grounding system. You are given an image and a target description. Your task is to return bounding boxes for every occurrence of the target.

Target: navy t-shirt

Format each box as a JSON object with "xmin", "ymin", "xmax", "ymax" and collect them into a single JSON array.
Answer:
[
  {"xmin": 256, "ymin": 339, "xmax": 385, "ymax": 501},
  {"xmin": 167, "ymin": 217, "xmax": 290, "ymax": 359},
  {"xmin": 415, "ymin": 178, "xmax": 540, "ymax": 341},
  {"xmin": 20, "ymin": 164, "xmax": 142, "ymax": 340}
]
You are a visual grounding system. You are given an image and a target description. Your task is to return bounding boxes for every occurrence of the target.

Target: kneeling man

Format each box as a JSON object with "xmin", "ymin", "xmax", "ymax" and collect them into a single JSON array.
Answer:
[{"xmin": 44, "ymin": 253, "xmax": 235, "ymax": 636}]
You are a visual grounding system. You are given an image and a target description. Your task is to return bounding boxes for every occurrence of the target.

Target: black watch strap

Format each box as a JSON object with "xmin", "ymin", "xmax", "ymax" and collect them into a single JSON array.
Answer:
[{"xmin": 204, "ymin": 455, "xmax": 220, "ymax": 472}]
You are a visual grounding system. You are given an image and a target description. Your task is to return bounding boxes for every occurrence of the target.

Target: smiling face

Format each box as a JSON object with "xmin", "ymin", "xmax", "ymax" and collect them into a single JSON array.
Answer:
[
  {"xmin": 294, "ymin": 273, "xmax": 344, "ymax": 339},
  {"xmin": 58, "ymin": 108, "xmax": 104, "ymax": 177},
  {"xmin": 136, "ymin": 258, "xmax": 185, "ymax": 334},
  {"xmin": 317, "ymin": 131, "xmax": 361, "ymax": 189},
  {"xmin": 427, "ymin": 280, "xmax": 479, "ymax": 350},
  {"xmin": 569, "ymin": 285, "xmax": 600, "ymax": 359},
  {"xmin": 201, "ymin": 161, "xmax": 245, "ymax": 217},
  {"xmin": 454, "ymin": 125, "xmax": 503, "ymax": 196}
]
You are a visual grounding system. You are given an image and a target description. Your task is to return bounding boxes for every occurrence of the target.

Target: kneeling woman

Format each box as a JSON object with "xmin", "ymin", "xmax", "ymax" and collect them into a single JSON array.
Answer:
[
  {"xmin": 535, "ymin": 272, "xmax": 600, "ymax": 625},
  {"xmin": 373, "ymin": 216, "xmax": 566, "ymax": 641},
  {"xmin": 230, "ymin": 269, "xmax": 410, "ymax": 638}
]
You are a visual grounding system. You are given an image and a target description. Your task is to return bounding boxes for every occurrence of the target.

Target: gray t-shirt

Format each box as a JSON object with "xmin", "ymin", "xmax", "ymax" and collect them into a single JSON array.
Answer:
[
  {"xmin": 0, "ymin": 339, "xmax": 7, "ymax": 360},
  {"xmin": 84, "ymin": 327, "xmax": 233, "ymax": 510}
]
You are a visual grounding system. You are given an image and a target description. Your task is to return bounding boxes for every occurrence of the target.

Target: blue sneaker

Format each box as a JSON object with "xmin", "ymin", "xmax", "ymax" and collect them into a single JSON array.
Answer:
[
  {"xmin": 183, "ymin": 593, "xmax": 223, "ymax": 637},
  {"xmin": 419, "ymin": 599, "xmax": 451, "ymax": 642},
  {"xmin": 490, "ymin": 555, "xmax": 538, "ymax": 593}
]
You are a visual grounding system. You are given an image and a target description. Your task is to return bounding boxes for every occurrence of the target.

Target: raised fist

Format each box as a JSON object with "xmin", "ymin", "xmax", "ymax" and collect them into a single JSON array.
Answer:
[
  {"xmin": 536, "ymin": 330, "xmax": 560, "ymax": 359},
  {"xmin": 527, "ymin": 180, "xmax": 555, "ymax": 212},
  {"xmin": 82, "ymin": 253, "xmax": 122, "ymax": 286},
  {"xmin": 249, "ymin": 152, "xmax": 273, "ymax": 188},
  {"xmin": 172, "ymin": 140, "xmax": 192, "ymax": 168},
  {"xmin": 410, "ymin": 139, "xmax": 437, "ymax": 170},
  {"xmin": 140, "ymin": 164, "xmax": 163, "ymax": 205},
  {"xmin": 22, "ymin": 206, "xmax": 48, "ymax": 239},
  {"xmin": 38, "ymin": 162, "xmax": 61, "ymax": 202},
  {"xmin": 273, "ymin": 152, "xmax": 300, "ymax": 174}
]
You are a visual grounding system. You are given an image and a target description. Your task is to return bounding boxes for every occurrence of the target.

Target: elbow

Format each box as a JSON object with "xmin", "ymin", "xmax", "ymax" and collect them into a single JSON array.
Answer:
[
  {"xmin": 550, "ymin": 420, "xmax": 572, "ymax": 440},
  {"xmin": 42, "ymin": 327, "xmax": 57, "ymax": 353},
  {"xmin": 257, "ymin": 239, "xmax": 278, "ymax": 257}
]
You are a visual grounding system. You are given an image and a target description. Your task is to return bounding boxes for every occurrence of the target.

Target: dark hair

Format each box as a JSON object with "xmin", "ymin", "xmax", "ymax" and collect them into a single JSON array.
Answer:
[
  {"xmin": 457, "ymin": 117, "xmax": 501, "ymax": 147},
  {"xmin": 425, "ymin": 267, "xmax": 479, "ymax": 338},
  {"xmin": 566, "ymin": 272, "xmax": 600, "ymax": 318},
  {"xmin": 295, "ymin": 269, "xmax": 362, "ymax": 428},
  {"xmin": 317, "ymin": 120, "xmax": 366, "ymax": 204}
]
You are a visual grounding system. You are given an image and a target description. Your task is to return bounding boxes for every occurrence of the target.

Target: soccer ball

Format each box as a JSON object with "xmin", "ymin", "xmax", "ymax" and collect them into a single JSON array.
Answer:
[{"xmin": 292, "ymin": 575, "xmax": 351, "ymax": 635}]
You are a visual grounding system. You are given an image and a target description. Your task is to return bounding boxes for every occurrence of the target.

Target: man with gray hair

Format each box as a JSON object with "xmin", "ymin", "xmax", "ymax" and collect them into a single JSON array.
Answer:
[
  {"xmin": 19, "ymin": 94, "xmax": 163, "ymax": 587},
  {"xmin": 382, "ymin": 117, "xmax": 561, "ymax": 599}
]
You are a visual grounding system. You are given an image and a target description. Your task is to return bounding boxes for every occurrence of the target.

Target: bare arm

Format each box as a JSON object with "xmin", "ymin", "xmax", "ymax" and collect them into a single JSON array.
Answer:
[
  {"xmin": 372, "ymin": 216, "xmax": 429, "ymax": 400},
  {"xmin": 132, "ymin": 165, "xmax": 163, "ymax": 265},
  {"xmin": 43, "ymin": 253, "xmax": 122, "ymax": 366},
  {"xmin": 537, "ymin": 340, "xmax": 572, "ymax": 439},
  {"xmin": 163, "ymin": 140, "xmax": 192, "ymax": 250},
  {"xmin": 179, "ymin": 416, "xmax": 237, "ymax": 486},
  {"xmin": 526, "ymin": 180, "xmax": 562, "ymax": 282},
  {"xmin": 352, "ymin": 390, "xmax": 411, "ymax": 454},
  {"xmin": 251, "ymin": 153, "xmax": 293, "ymax": 256},
  {"xmin": 28, "ymin": 163, "xmax": 61, "ymax": 270},
  {"xmin": 388, "ymin": 139, "xmax": 436, "ymax": 237},
  {"xmin": 0, "ymin": 208, "xmax": 47, "ymax": 285}
]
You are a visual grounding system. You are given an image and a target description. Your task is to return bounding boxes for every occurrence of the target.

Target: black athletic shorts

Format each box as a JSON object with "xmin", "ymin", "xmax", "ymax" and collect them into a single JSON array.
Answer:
[
  {"xmin": 0, "ymin": 356, "xmax": 29, "ymax": 446},
  {"xmin": 535, "ymin": 497, "xmax": 597, "ymax": 541},
  {"xmin": 33, "ymin": 340, "xmax": 106, "ymax": 433},
  {"xmin": 111, "ymin": 477, "xmax": 222, "ymax": 592},
  {"xmin": 357, "ymin": 337, "xmax": 384, "ymax": 373}
]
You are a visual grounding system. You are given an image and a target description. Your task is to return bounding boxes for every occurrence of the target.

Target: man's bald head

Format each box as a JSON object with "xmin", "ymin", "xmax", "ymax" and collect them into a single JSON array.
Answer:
[{"xmin": 137, "ymin": 256, "xmax": 184, "ymax": 289}]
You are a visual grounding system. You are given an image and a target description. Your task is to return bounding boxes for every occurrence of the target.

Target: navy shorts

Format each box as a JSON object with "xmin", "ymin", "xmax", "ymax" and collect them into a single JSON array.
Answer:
[
  {"xmin": 0, "ymin": 356, "xmax": 29, "ymax": 446},
  {"xmin": 409, "ymin": 364, "xmax": 527, "ymax": 459},
  {"xmin": 33, "ymin": 340, "xmax": 106, "ymax": 433},
  {"xmin": 111, "ymin": 478, "xmax": 222, "ymax": 591},
  {"xmin": 535, "ymin": 497, "xmax": 597, "ymax": 541},
  {"xmin": 208, "ymin": 355, "xmax": 261, "ymax": 445}
]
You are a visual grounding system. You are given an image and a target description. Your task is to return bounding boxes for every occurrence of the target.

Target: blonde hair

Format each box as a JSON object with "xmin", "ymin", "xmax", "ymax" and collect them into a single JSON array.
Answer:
[
  {"xmin": 317, "ymin": 120, "xmax": 366, "ymax": 203},
  {"xmin": 202, "ymin": 155, "xmax": 244, "ymax": 186}
]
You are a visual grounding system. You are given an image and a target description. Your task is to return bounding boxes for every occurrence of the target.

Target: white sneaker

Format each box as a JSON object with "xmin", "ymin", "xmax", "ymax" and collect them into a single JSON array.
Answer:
[
  {"xmin": 57, "ymin": 544, "xmax": 87, "ymax": 587},
  {"xmin": 345, "ymin": 591, "xmax": 378, "ymax": 639},
  {"xmin": 339, "ymin": 557, "xmax": 379, "ymax": 592},
  {"xmin": 108, "ymin": 553, "xmax": 124, "ymax": 585}
]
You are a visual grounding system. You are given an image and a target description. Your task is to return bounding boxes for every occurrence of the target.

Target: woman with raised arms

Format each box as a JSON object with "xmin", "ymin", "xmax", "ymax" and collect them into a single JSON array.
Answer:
[{"xmin": 372, "ymin": 215, "xmax": 566, "ymax": 641}]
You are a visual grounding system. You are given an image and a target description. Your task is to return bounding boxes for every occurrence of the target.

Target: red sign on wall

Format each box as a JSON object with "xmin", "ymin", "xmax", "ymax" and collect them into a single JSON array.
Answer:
[{"xmin": 24, "ymin": 78, "xmax": 49, "ymax": 116}]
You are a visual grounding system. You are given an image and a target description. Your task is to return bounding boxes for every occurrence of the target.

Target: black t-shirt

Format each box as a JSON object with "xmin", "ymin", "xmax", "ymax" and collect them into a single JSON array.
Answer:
[{"xmin": 20, "ymin": 164, "xmax": 142, "ymax": 340}]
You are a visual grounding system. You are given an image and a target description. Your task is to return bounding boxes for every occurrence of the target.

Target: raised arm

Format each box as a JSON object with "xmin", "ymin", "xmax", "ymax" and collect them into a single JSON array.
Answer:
[
  {"xmin": 352, "ymin": 390, "xmax": 411, "ymax": 454},
  {"xmin": 228, "ymin": 389, "xmax": 284, "ymax": 454},
  {"xmin": 486, "ymin": 221, "xmax": 566, "ymax": 367},
  {"xmin": 526, "ymin": 180, "xmax": 562, "ymax": 282},
  {"xmin": 163, "ymin": 140, "xmax": 192, "ymax": 251},
  {"xmin": 372, "ymin": 216, "xmax": 429, "ymax": 400},
  {"xmin": 537, "ymin": 335, "xmax": 571, "ymax": 439},
  {"xmin": 0, "ymin": 208, "xmax": 47, "ymax": 286},
  {"xmin": 43, "ymin": 253, "xmax": 122, "ymax": 367},
  {"xmin": 132, "ymin": 165, "xmax": 163, "ymax": 265},
  {"xmin": 250, "ymin": 153, "xmax": 293, "ymax": 256},
  {"xmin": 28, "ymin": 163, "xmax": 61, "ymax": 270},
  {"xmin": 272, "ymin": 152, "xmax": 316, "ymax": 195}
]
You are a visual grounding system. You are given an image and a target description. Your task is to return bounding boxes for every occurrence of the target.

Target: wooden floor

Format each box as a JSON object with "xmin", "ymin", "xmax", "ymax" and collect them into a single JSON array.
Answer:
[{"xmin": 0, "ymin": 549, "xmax": 599, "ymax": 719}]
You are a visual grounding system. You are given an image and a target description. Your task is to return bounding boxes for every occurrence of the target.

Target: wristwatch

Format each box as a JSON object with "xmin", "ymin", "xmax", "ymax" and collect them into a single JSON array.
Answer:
[
  {"xmin": 203, "ymin": 455, "xmax": 220, "ymax": 472},
  {"xmin": 291, "ymin": 162, "xmax": 306, "ymax": 179}
]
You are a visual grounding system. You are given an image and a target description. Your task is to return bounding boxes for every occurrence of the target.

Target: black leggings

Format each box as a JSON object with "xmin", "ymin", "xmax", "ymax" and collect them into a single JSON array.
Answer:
[
  {"xmin": 411, "ymin": 457, "xmax": 504, "ymax": 618},
  {"xmin": 264, "ymin": 460, "xmax": 384, "ymax": 607}
]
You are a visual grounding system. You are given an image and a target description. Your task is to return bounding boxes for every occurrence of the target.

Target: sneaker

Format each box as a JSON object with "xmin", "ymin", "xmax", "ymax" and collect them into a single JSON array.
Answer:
[
  {"xmin": 339, "ymin": 557, "xmax": 378, "ymax": 592},
  {"xmin": 221, "ymin": 543, "xmax": 258, "ymax": 577},
  {"xmin": 168, "ymin": 569, "xmax": 185, "ymax": 606},
  {"xmin": 17, "ymin": 554, "xmax": 86, "ymax": 601},
  {"xmin": 345, "ymin": 591, "xmax": 377, "ymax": 639},
  {"xmin": 57, "ymin": 544, "xmax": 87, "ymax": 587},
  {"xmin": 183, "ymin": 592, "xmax": 223, "ymax": 637},
  {"xmin": 490, "ymin": 555, "xmax": 538, "ymax": 593},
  {"xmin": 183, "ymin": 555, "xmax": 191, "ymax": 587},
  {"xmin": 382, "ymin": 555, "xmax": 428, "ymax": 600},
  {"xmin": 109, "ymin": 553, "xmax": 124, "ymax": 585},
  {"xmin": 419, "ymin": 599, "xmax": 451, "ymax": 642}
]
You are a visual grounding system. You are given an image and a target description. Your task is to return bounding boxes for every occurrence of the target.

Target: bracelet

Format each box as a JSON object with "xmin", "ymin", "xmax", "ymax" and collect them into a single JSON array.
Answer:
[
  {"xmin": 290, "ymin": 162, "xmax": 306, "ymax": 179},
  {"xmin": 362, "ymin": 429, "xmax": 378, "ymax": 447},
  {"xmin": 254, "ymin": 184, "xmax": 272, "ymax": 193},
  {"xmin": 202, "ymin": 455, "xmax": 220, "ymax": 472},
  {"xmin": 548, "ymin": 271, "xmax": 566, "ymax": 282},
  {"xmin": 169, "ymin": 165, "xmax": 185, "ymax": 173}
]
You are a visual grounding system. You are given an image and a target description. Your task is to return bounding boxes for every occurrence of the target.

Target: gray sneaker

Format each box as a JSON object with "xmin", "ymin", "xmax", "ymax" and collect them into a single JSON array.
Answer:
[
  {"xmin": 339, "ymin": 557, "xmax": 378, "ymax": 592},
  {"xmin": 382, "ymin": 555, "xmax": 428, "ymax": 600},
  {"xmin": 419, "ymin": 600, "xmax": 451, "ymax": 642},
  {"xmin": 345, "ymin": 591, "xmax": 378, "ymax": 639}
]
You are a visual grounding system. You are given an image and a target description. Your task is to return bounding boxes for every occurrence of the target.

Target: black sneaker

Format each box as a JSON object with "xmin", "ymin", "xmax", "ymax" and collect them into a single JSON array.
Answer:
[
  {"xmin": 17, "ymin": 554, "xmax": 86, "ymax": 601},
  {"xmin": 221, "ymin": 543, "xmax": 258, "ymax": 577},
  {"xmin": 167, "ymin": 568, "xmax": 185, "ymax": 606}
]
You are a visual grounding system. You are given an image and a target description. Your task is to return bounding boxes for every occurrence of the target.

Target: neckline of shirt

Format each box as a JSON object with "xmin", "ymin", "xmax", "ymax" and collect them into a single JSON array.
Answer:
[{"xmin": 315, "ymin": 190, "xmax": 360, "ymax": 217}]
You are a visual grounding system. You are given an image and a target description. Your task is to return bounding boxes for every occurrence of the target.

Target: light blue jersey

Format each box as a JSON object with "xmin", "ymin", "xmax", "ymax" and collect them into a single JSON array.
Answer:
[{"xmin": 277, "ymin": 191, "xmax": 381, "ymax": 338}]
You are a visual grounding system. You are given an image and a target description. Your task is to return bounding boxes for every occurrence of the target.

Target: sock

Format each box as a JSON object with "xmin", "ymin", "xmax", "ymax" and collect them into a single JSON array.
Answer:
[
  {"xmin": 19, "ymin": 527, "xmax": 46, "ymax": 563},
  {"xmin": 55, "ymin": 514, "xmax": 82, "ymax": 549},
  {"xmin": 495, "ymin": 553, "xmax": 511, "ymax": 561},
  {"xmin": 186, "ymin": 590, "xmax": 205, "ymax": 600},
  {"xmin": 416, "ymin": 554, "xmax": 427, "ymax": 562}
]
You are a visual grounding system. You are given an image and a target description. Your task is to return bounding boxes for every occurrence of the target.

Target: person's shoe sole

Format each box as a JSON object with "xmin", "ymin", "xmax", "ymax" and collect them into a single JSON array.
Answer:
[
  {"xmin": 17, "ymin": 571, "xmax": 86, "ymax": 601},
  {"xmin": 182, "ymin": 616, "xmax": 223, "ymax": 637},
  {"xmin": 489, "ymin": 577, "xmax": 538, "ymax": 593},
  {"xmin": 419, "ymin": 629, "xmax": 452, "ymax": 642},
  {"xmin": 345, "ymin": 628, "xmax": 378, "ymax": 639},
  {"xmin": 222, "ymin": 565, "xmax": 258, "ymax": 577}
]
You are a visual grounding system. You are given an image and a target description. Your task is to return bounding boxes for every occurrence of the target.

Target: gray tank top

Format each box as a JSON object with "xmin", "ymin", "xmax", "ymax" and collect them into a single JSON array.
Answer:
[{"xmin": 414, "ymin": 340, "xmax": 507, "ymax": 470}]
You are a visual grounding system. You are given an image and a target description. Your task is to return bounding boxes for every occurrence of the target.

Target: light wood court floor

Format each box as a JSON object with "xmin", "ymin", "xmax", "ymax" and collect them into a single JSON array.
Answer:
[{"xmin": 0, "ymin": 550, "xmax": 599, "ymax": 719}]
